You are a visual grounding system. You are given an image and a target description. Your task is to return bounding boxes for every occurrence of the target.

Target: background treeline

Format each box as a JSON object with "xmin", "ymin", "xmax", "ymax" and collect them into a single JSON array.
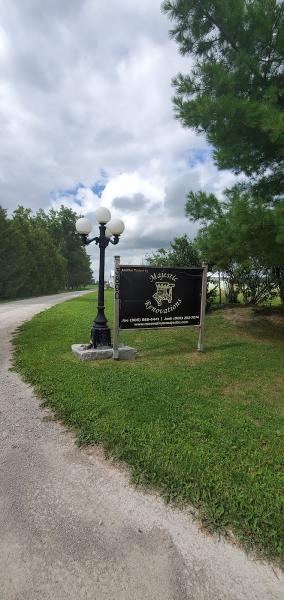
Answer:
[{"xmin": 0, "ymin": 205, "xmax": 93, "ymax": 299}]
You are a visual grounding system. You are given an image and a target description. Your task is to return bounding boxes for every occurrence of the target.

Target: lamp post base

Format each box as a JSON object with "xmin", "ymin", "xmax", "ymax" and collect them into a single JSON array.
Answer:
[{"xmin": 91, "ymin": 325, "xmax": 111, "ymax": 348}]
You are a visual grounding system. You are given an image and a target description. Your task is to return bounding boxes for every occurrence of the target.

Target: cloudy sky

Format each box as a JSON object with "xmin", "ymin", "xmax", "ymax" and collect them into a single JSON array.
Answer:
[{"xmin": 0, "ymin": 0, "xmax": 237, "ymax": 277}]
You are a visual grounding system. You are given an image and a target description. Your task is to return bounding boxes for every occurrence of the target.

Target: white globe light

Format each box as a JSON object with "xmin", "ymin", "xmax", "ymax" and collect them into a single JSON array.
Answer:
[
  {"xmin": 105, "ymin": 227, "xmax": 112, "ymax": 239},
  {"xmin": 107, "ymin": 218, "xmax": 125, "ymax": 236},
  {"xmin": 95, "ymin": 206, "xmax": 111, "ymax": 224},
  {"xmin": 75, "ymin": 217, "xmax": 92, "ymax": 235}
]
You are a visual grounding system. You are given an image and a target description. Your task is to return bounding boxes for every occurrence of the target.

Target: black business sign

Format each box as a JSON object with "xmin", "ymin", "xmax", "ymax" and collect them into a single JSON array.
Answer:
[{"xmin": 117, "ymin": 266, "xmax": 204, "ymax": 330}]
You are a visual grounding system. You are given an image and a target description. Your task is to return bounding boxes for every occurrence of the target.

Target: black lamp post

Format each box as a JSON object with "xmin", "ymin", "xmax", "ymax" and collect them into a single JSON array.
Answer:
[{"xmin": 75, "ymin": 207, "xmax": 125, "ymax": 348}]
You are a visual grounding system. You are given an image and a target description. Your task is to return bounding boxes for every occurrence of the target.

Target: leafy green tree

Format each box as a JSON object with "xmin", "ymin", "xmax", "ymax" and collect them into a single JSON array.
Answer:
[
  {"xmin": 185, "ymin": 188, "xmax": 284, "ymax": 302},
  {"xmin": 10, "ymin": 207, "xmax": 67, "ymax": 298},
  {"xmin": 186, "ymin": 186, "xmax": 284, "ymax": 265},
  {"xmin": 236, "ymin": 260, "xmax": 277, "ymax": 304},
  {"xmin": 146, "ymin": 235, "xmax": 217, "ymax": 307},
  {"xmin": 162, "ymin": 1, "xmax": 284, "ymax": 302},
  {"xmin": 0, "ymin": 208, "xmax": 26, "ymax": 298},
  {"xmin": 0, "ymin": 204, "xmax": 93, "ymax": 299},
  {"xmin": 162, "ymin": 0, "xmax": 284, "ymax": 197},
  {"xmin": 146, "ymin": 234, "xmax": 201, "ymax": 267},
  {"xmin": 35, "ymin": 206, "xmax": 93, "ymax": 288},
  {"xmin": 0, "ymin": 206, "xmax": 67, "ymax": 299}
]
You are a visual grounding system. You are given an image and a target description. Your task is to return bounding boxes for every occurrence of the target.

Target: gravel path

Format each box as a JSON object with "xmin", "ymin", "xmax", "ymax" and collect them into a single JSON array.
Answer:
[{"xmin": 0, "ymin": 292, "xmax": 283, "ymax": 600}]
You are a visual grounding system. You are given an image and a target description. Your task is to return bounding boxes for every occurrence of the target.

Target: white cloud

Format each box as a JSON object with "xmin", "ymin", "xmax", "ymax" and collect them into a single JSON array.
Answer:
[
  {"xmin": 50, "ymin": 161, "xmax": 237, "ymax": 278},
  {"xmin": 0, "ymin": 0, "xmax": 239, "ymax": 277}
]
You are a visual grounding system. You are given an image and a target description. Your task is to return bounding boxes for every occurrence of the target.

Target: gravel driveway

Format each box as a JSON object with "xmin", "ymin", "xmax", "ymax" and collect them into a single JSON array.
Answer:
[{"xmin": 0, "ymin": 292, "xmax": 283, "ymax": 600}]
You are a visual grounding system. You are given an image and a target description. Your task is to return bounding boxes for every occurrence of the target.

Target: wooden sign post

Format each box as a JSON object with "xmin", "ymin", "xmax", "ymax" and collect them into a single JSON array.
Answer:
[{"xmin": 113, "ymin": 255, "xmax": 120, "ymax": 360}]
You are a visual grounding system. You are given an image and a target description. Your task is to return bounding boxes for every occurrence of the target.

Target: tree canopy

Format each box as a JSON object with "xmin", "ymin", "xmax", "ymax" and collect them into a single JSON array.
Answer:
[
  {"xmin": 0, "ymin": 206, "xmax": 93, "ymax": 299},
  {"xmin": 186, "ymin": 186, "xmax": 284, "ymax": 301},
  {"xmin": 162, "ymin": 0, "xmax": 284, "ymax": 198},
  {"xmin": 162, "ymin": 1, "xmax": 284, "ymax": 303},
  {"xmin": 186, "ymin": 185, "xmax": 284, "ymax": 265},
  {"xmin": 146, "ymin": 234, "xmax": 201, "ymax": 267},
  {"xmin": 145, "ymin": 235, "xmax": 217, "ymax": 307},
  {"xmin": 34, "ymin": 206, "xmax": 93, "ymax": 289}
]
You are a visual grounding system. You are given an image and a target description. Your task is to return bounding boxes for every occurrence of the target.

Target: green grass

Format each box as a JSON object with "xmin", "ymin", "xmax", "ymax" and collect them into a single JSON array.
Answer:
[{"xmin": 12, "ymin": 291, "xmax": 284, "ymax": 565}]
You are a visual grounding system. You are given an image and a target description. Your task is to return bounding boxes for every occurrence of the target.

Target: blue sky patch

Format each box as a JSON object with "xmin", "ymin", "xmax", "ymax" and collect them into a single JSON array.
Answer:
[
  {"xmin": 91, "ymin": 181, "xmax": 106, "ymax": 197},
  {"xmin": 186, "ymin": 148, "xmax": 213, "ymax": 167}
]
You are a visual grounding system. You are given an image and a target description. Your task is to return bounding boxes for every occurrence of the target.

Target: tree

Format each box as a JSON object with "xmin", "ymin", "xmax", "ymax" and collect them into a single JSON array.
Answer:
[
  {"xmin": 7, "ymin": 207, "xmax": 67, "ymax": 298},
  {"xmin": 185, "ymin": 188, "xmax": 284, "ymax": 302},
  {"xmin": 162, "ymin": 0, "xmax": 284, "ymax": 198},
  {"xmin": 146, "ymin": 235, "xmax": 217, "ymax": 307},
  {"xmin": 0, "ymin": 204, "xmax": 93, "ymax": 299},
  {"xmin": 0, "ymin": 207, "xmax": 26, "ymax": 298},
  {"xmin": 186, "ymin": 186, "xmax": 284, "ymax": 265},
  {"xmin": 35, "ymin": 206, "xmax": 93, "ymax": 288},
  {"xmin": 146, "ymin": 234, "xmax": 201, "ymax": 267}
]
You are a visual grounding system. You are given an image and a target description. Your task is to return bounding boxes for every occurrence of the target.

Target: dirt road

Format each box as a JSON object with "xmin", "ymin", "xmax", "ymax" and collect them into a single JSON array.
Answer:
[{"xmin": 0, "ymin": 293, "xmax": 283, "ymax": 599}]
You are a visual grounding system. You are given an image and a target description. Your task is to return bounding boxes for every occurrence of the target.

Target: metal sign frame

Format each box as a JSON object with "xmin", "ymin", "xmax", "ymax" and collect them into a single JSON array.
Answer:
[{"xmin": 113, "ymin": 256, "xmax": 208, "ymax": 358}]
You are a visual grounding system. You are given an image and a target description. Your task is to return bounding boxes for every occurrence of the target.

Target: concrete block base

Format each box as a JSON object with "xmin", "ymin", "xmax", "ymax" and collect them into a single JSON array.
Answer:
[
  {"xmin": 71, "ymin": 343, "xmax": 137, "ymax": 361},
  {"xmin": 114, "ymin": 345, "xmax": 137, "ymax": 361}
]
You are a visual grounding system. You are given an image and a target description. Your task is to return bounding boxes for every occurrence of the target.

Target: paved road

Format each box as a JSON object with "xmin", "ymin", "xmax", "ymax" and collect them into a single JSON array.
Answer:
[{"xmin": 0, "ymin": 293, "xmax": 283, "ymax": 600}]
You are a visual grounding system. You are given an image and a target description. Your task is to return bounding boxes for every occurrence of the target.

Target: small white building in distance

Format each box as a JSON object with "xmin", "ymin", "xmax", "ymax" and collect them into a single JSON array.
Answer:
[{"xmin": 108, "ymin": 270, "xmax": 115, "ymax": 288}]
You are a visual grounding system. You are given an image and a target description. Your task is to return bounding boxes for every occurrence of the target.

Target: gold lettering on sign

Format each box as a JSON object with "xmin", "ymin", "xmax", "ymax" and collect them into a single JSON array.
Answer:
[
  {"xmin": 144, "ymin": 271, "xmax": 183, "ymax": 315},
  {"xmin": 145, "ymin": 298, "xmax": 182, "ymax": 314}
]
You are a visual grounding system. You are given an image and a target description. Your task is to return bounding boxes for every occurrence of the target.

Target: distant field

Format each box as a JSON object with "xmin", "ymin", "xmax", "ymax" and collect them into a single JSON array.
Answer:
[{"xmin": 13, "ymin": 291, "xmax": 284, "ymax": 566}]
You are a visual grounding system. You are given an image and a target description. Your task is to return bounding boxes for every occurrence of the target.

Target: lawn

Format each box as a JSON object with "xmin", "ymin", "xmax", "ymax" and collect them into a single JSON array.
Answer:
[{"xmin": 12, "ymin": 291, "xmax": 284, "ymax": 565}]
